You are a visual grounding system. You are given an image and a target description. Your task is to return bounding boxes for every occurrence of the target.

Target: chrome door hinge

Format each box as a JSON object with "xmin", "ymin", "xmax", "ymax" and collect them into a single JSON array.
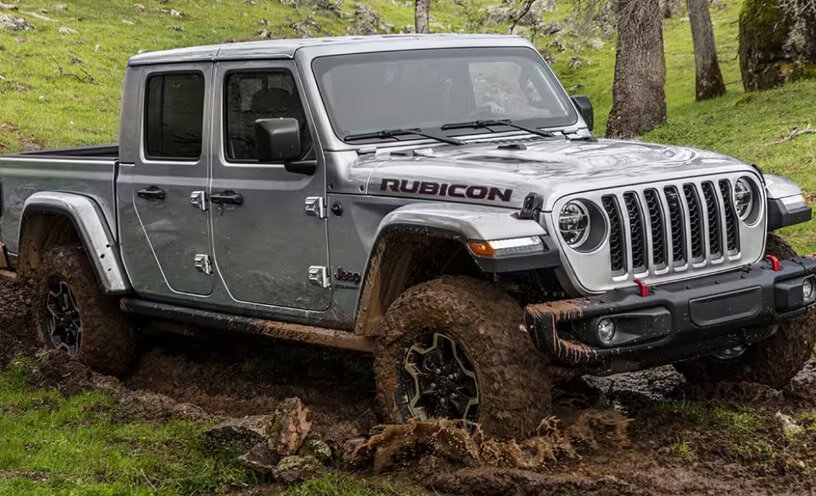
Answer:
[
  {"xmin": 304, "ymin": 197, "xmax": 326, "ymax": 219},
  {"xmin": 308, "ymin": 265, "xmax": 330, "ymax": 288},
  {"xmin": 194, "ymin": 254, "xmax": 212, "ymax": 275},
  {"xmin": 190, "ymin": 191, "xmax": 207, "ymax": 211}
]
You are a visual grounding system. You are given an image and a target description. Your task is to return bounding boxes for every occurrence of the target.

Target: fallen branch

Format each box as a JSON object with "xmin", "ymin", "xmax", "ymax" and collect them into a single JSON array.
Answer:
[
  {"xmin": 53, "ymin": 58, "xmax": 97, "ymax": 85},
  {"xmin": 22, "ymin": 10, "xmax": 53, "ymax": 21},
  {"xmin": 768, "ymin": 127, "xmax": 816, "ymax": 146}
]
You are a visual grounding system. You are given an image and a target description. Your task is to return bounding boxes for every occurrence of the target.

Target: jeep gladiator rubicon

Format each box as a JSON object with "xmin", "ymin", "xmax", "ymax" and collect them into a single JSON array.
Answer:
[{"xmin": 1, "ymin": 35, "xmax": 814, "ymax": 438}]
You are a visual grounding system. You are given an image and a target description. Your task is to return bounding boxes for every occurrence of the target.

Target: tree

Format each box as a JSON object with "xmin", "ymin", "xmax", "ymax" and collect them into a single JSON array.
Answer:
[
  {"xmin": 687, "ymin": 0, "xmax": 726, "ymax": 100},
  {"xmin": 606, "ymin": 0, "xmax": 667, "ymax": 138},
  {"xmin": 415, "ymin": 0, "xmax": 430, "ymax": 33}
]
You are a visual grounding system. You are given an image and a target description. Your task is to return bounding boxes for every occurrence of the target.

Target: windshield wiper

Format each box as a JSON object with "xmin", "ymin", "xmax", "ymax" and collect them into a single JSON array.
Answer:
[
  {"xmin": 441, "ymin": 119, "xmax": 557, "ymax": 138},
  {"xmin": 343, "ymin": 128, "xmax": 463, "ymax": 146}
]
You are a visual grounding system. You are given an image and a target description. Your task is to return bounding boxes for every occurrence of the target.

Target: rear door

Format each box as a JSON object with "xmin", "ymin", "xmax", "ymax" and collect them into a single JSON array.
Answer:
[
  {"xmin": 209, "ymin": 60, "xmax": 331, "ymax": 310},
  {"xmin": 128, "ymin": 65, "xmax": 213, "ymax": 296}
]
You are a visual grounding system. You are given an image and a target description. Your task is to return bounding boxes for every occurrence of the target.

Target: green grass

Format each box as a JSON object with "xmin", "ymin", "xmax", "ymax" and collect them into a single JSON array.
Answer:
[
  {"xmin": 0, "ymin": 357, "xmax": 428, "ymax": 495},
  {"xmin": 0, "ymin": 357, "xmax": 255, "ymax": 495}
]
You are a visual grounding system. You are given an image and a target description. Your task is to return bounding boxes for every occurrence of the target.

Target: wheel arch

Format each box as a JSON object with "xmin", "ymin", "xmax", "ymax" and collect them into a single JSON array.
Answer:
[
  {"xmin": 352, "ymin": 202, "xmax": 552, "ymax": 336},
  {"xmin": 18, "ymin": 192, "xmax": 131, "ymax": 294}
]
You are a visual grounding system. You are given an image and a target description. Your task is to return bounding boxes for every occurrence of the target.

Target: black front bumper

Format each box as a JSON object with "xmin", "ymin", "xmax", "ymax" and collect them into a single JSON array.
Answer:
[{"xmin": 524, "ymin": 256, "xmax": 816, "ymax": 375}]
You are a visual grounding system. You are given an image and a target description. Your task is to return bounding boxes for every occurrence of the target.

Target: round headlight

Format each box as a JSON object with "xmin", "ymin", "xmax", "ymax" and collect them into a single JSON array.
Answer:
[
  {"xmin": 734, "ymin": 178, "xmax": 754, "ymax": 220},
  {"xmin": 559, "ymin": 201, "xmax": 590, "ymax": 247}
]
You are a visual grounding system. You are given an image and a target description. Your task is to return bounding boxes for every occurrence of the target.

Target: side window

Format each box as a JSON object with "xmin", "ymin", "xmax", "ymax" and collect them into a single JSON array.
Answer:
[
  {"xmin": 224, "ymin": 71, "xmax": 312, "ymax": 162},
  {"xmin": 144, "ymin": 72, "xmax": 205, "ymax": 160}
]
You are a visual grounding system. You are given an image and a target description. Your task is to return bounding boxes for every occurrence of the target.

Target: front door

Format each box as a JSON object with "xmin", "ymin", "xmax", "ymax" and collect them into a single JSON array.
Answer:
[
  {"xmin": 131, "ymin": 65, "xmax": 213, "ymax": 296},
  {"xmin": 209, "ymin": 61, "xmax": 330, "ymax": 310}
]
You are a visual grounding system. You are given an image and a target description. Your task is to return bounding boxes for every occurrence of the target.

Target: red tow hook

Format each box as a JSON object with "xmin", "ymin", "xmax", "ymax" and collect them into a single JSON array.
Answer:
[
  {"xmin": 765, "ymin": 254, "xmax": 782, "ymax": 272},
  {"xmin": 634, "ymin": 279, "xmax": 649, "ymax": 297}
]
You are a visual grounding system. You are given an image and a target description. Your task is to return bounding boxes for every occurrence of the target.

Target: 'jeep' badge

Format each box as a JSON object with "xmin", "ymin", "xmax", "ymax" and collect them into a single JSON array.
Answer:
[{"xmin": 335, "ymin": 267, "xmax": 362, "ymax": 285}]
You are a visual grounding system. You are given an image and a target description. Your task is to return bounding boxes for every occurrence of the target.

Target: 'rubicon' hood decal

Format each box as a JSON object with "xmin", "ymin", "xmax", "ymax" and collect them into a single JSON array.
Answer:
[
  {"xmin": 379, "ymin": 178, "xmax": 514, "ymax": 202},
  {"xmin": 361, "ymin": 138, "xmax": 753, "ymax": 211}
]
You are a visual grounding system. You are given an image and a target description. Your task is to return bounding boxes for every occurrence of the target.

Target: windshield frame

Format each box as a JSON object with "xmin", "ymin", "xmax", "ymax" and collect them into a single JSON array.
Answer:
[{"xmin": 310, "ymin": 46, "xmax": 579, "ymax": 145}]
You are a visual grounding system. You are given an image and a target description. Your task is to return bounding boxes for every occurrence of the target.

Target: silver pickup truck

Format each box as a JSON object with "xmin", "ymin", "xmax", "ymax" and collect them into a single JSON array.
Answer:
[{"xmin": 1, "ymin": 34, "xmax": 814, "ymax": 438}]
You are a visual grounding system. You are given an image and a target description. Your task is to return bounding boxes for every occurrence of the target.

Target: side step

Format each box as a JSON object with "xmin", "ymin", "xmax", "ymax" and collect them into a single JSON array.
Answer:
[{"xmin": 120, "ymin": 297, "xmax": 375, "ymax": 354}]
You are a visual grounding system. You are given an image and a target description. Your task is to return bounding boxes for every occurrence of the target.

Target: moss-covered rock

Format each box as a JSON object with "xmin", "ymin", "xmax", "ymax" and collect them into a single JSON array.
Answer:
[{"xmin": 739, "ymin": 0, "xmax": 816, "ymax": 91}]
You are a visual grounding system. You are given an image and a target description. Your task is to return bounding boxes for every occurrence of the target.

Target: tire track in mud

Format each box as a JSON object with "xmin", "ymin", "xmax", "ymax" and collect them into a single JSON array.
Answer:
[{"xmin": 2, "ymin": 274, "xmax": 816, "ymax": 495}]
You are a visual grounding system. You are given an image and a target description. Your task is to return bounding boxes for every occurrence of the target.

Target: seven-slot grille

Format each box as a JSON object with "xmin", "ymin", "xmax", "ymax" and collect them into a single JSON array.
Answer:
[{"xmin": 601, "ymin": 180, "xmax": 743, "ymax": 277}]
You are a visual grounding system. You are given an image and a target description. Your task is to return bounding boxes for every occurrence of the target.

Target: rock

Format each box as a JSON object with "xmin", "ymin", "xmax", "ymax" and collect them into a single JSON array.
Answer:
[
  {"xmin": 0, "ymin": 13, "xmax": 32, "ymax": 31},
  {"xmin": 133, "ymin": 3, "xmax": 145, "ymax": 11},
  {"xmin": 168, "ymin": 24, "xmax": 182, "ymax": 31},
  {"xmin": 299, "ymin": 438, "xmax": 332, "ymax": 463},
  {"xmin": 339, "ymin": 437, "xmax": 367, "ymax": 467},
  {"xmin": 239, "ymin": 442, "xmax": 281, "ymax": 474},
  {"xmin": 268, "ymin": 397, "xmax": 312, "ymax": 456},
  {"xmin": 280, "ymin": 0, "xmax": 338, "ymax": 9},
  {"xmin": 53, "ymin": 3, "xmax": 68, "ymax": 11},
  {"xmin": 347, "ymin": 2, "xmax": 379, "ymax": 35},
  {"xmin": 739, "ymin": 0, "xmax": 816, "ymax": 91},
  {"xmin": 0, "ymin": 3, "xmax": 18, "ymax": 11},
  {"xmin": 289, "ymin": 18, "xmax": 321, "ymax": 37},
  {"xmin": 776, "ymin": 411, "xmax": 805, "ymax": 438},
  {"xmin": 273, "ymin": 455, "xmax": 322, "ymax": 485},
  {"xmin": 58, "ymin": 26, "xmax": 78, "ymax": 34},
  {"xmin": 204, "ymin": 415, "xmax": 271, "ymax": 456},
  {"xmin": 120, "ymin": 19, "xmax": 133, "ymax": 25},
  {"xmin": 169, "ymin": 8, "xmax": 183, "ymax": 18},
  {"xmin": 586, "ymin": 38, "xmax": 604, "ymax": 50}
]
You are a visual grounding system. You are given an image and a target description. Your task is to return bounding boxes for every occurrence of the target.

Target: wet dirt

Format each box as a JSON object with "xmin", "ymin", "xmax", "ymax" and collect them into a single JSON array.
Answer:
[{"xmin": 2, "ymin": 273, "xmax": 816, "ymax": 495}]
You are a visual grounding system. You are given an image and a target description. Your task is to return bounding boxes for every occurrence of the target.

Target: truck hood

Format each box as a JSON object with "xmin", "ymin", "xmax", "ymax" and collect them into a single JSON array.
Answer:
[{"xmin": 361, "ymin": 138, "xmax": 753, "ymax": 211}]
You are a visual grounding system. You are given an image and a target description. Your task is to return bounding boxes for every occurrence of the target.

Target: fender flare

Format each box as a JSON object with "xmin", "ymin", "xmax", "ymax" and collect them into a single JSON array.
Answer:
[
  {"xmin": 375, "ymin": 202, "xmax": 549, "ymax": 244},
  {"xmin": 764, "ymin": 174, "xmax": 812, "ymax": 230},
  {"xmin": 353, "ymin": 203, "xmax": 556, "ymax": 336},
  {"xmin": 20, "ymin": 192, "xmax": 131, "ymax": 294}
]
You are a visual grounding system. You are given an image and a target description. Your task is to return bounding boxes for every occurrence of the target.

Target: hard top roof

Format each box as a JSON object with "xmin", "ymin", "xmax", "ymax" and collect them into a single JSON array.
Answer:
[{"xmin": 127, "ymin": 33, "xmax": 531, "ymax": 66}]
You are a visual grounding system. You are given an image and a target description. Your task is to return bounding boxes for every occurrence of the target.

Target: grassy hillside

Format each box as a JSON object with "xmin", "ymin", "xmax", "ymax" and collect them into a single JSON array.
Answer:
[{"xmin": 2, "ymin": 2, "xmax": 813, "ymax": 250}]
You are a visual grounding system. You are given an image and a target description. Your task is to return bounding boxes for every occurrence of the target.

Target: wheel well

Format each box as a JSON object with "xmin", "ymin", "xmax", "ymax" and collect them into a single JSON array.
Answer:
[
  {"xmin": 354, "ymin": 230, "xmax": 482, "ymax": 336},
  {"xmin": 18, "ymin": 212, "xmax": 82, "ymax": 276}
]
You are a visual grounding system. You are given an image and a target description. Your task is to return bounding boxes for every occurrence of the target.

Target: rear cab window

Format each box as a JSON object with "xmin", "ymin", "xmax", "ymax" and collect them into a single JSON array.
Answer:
[{"xmin": 144, "ymin": 72, "xmax": 205, "ymax": 161}]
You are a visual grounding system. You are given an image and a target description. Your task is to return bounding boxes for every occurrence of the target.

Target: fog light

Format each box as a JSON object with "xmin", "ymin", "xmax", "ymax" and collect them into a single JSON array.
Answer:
[
  {"xmin": 597, "ymin": 318, "xmax": 616, "ymax": 343},
  {"xmin": 804, "ymin": 277, "xmax": 816, "ymax": 303}
]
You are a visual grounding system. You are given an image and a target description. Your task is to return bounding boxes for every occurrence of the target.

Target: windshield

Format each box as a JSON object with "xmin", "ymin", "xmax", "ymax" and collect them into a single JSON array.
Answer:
[{"xmin": 312, "ymin": 47, "xmax": 577, "ymax": 141}]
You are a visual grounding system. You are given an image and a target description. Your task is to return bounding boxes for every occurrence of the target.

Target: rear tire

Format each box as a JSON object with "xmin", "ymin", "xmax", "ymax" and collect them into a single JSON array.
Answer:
[
  {"xmin": 373, "ymin": 276, "xmax": 552, "ymax": 439},
  {"xmin": 674, "ymin": 233, "xmax": 816, "ymax": 389},
  {"xmin": 33, "ymin": 245, "xmax": 135, "ymax": 376}
]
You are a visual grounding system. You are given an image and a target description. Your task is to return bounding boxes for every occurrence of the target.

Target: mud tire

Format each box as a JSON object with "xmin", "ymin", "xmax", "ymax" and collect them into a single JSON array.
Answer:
[
  {"xmin": 32, "ymin": 245, "xmax": 135, "ymax": 376},
  {"xmin": 374, "ymin": 276, "xmax": 552, "ymax": 439},
  {"xmin": 675, "ymin": 233, "xmax": 816, "ymax": 389}
]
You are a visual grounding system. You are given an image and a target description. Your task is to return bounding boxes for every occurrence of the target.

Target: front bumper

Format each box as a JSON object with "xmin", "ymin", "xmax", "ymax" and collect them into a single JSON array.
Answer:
[{"xmin": 524, "ymin": 255, "xmax": 816, "ymax": 375}]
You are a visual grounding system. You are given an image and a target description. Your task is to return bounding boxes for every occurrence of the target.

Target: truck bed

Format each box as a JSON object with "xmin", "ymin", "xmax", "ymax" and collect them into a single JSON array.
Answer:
[{"xmin": 0, "ymin": 145, "xmax": 120, "ymax": 257}]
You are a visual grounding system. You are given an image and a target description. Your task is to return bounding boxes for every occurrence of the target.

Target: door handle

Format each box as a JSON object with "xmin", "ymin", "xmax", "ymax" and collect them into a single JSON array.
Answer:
[
  {"xmin": 210, "ymin": 191, "xmax": 244, "ymax": 206},
  {"xmin": 137, "ymin": 186, "xmax": 166, "ymax": 200}
]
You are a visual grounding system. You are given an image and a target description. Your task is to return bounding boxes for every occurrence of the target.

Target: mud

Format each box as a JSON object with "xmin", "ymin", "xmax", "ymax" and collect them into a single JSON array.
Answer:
[{"xmin": 2, "ymin": 273, "xmax": 816, "ymax": 495}]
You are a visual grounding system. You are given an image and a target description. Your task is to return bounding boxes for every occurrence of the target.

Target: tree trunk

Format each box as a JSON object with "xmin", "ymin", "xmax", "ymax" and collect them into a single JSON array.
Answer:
[
  {"xmin": 606, "ymin": 0, "xmax": 667, "ymax": 138},
  {"xmin": 415, "ymin": 0, "xmax": 430, "ymax": 33},
  {"xmin": 688, "ymin": 0, "xmax": 726, "ymax": 100}
]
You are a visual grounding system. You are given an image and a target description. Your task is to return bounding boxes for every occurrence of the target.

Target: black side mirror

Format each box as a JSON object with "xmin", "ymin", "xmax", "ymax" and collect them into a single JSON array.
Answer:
[
  {"xmin": 254, "ymin": 118, "xmax": 301, "ymax": 163},
  {"xmin": 571, "ymin": 95, "xmax": 594, "ymax": 132}
]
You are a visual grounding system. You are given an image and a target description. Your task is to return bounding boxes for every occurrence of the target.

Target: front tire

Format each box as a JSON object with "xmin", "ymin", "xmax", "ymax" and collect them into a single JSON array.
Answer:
[
  {"xmin": 33, "ymin": 245, "xmax": 135, "ymax": 376},
  {"xmin": 675, "ymin": 233, "xmax": 816, "ymax": 389},
  {"xmin": 373, "ymin": 276, "xmax": 552, "ymax": 439}
]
